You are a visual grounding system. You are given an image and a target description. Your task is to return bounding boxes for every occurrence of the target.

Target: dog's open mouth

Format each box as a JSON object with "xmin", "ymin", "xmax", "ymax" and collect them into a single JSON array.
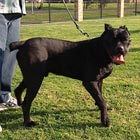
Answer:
[{"xmin": 113, "ymin": 54, "xmax": 125, "ymax": 64}]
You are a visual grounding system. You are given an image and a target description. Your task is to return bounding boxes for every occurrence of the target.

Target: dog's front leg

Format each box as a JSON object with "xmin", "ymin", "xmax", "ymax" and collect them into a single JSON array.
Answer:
[{"xmin": 82, "ymin": 81, "xmax": 109, "ymax": 127}]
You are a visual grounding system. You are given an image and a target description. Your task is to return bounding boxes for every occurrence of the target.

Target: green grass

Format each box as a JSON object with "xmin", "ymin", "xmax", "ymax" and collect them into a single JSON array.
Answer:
[{"xmin": 1, "ymin": 16, "xmax": 140, "ymax": 139}]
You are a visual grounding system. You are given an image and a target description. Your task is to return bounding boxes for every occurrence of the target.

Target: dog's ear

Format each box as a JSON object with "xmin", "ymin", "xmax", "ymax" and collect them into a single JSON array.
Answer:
[
  {"xmin": 119, "ymin": 25, "xmax": 126, "ymax": 29},
  {"xmin": 120, "ymin": 25, "xmax": 131, "ymax": 35},
  {"xmin": 104, "ymin": 24, "xmax": 112, "ymax": 31}
]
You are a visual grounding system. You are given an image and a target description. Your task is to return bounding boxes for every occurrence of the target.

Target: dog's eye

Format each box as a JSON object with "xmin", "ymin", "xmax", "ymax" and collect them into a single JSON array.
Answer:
[
  {"xmin": 124, "ymin": 40, "xmax": 131, "ymax": 47},
  {"xmin": 120, "ymin": 37, "xmax": 130, "ymax": 43}
]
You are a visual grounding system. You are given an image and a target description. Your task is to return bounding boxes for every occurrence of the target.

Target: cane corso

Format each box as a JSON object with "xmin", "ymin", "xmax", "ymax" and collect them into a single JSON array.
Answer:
[{"xmin": 10, "ymin": 24, "xmax": 131, "ymax": 127}]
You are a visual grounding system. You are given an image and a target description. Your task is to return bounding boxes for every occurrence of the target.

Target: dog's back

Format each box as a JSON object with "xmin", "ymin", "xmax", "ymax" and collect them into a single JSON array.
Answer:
[{"xmin": 10, "ymin": 37, "xmax": 88, "ymax": 57}]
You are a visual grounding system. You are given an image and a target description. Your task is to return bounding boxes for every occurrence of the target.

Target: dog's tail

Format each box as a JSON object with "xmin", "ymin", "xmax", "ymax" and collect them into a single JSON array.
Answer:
[{"xmin": 10, "ymin": 41, "xmax": 25, "ymax": 51}]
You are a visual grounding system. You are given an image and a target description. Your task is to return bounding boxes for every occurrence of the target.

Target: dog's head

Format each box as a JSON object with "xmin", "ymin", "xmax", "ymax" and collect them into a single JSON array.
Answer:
[{"xmin": 101, "ymin": 24, "xmax": 131, "ymax": 65}]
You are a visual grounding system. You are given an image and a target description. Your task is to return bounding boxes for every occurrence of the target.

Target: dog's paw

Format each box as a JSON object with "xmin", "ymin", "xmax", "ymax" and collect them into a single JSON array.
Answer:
[
  {"xmin": 17, "ymin": 100, "xmax": 23, "ymax": 106},
  {"xmin": 101, "ymin": 117, "xmax": 110, "ymax": 127},
  {"xmin": 25, "ymin": 121, "xmax": 36, "ymax": 127}
]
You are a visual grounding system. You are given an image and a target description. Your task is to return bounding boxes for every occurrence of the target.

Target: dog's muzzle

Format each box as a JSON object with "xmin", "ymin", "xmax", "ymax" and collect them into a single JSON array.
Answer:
[
  {"xmin": 113, "ymin": 54, "xmax": 125, "ymax": 64},
  {"xmin": 113, "ymin": 45, "xmax": 126, "ymax": 65}
]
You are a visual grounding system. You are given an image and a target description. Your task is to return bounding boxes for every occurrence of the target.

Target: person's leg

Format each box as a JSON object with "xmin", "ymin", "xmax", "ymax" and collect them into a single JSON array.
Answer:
[
  {"xmin": 0, "ymin": 14, "xmax": 7, "ymax": 80},
  {"xmin": 0, "ymin": 14, "xmax": 8, "ymax": 104},
  {"xmin": 0, "ymin": 14, "xmax": 20, "ymax": 106},
  {"xmin": 0, "ymin": 49, "xmax": 18, "ymax": 106},
  {"xmin": 0, "ymin": 14, "xmax": 9, "ymax": 110}
]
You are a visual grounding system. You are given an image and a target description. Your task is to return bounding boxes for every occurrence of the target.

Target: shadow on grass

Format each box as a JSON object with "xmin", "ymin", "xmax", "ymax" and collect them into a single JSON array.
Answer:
[
  {"xmin": 130, "ymin": 29, "xmax": 140, "ymax": 34},
  {"xmin": 34, "ymin": 108, "xmax": 103, "ymax": 129},
  {"xmin": 129, "ymin": 47, "xmax": 140, "ymax": 52},
  {"xmin": 46, "ymin": 121, "xmax": 101, "ymax": 131},
  {"xmin": 0, "ymin": 107, "xmax": 103, "ymax": 130},
  {"xmin": 34, "ymin": 108, "xmax": 99, "ymax": 115},
  {"xmin": 0, "ymin": 108, "xmax": 24, "ymax": 130}
]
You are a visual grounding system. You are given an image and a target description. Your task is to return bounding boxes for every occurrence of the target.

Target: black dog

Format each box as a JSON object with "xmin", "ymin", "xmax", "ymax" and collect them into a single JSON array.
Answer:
[{"xmin": 10, "ymin": 24, "xmax": 131, "ymax": 127}]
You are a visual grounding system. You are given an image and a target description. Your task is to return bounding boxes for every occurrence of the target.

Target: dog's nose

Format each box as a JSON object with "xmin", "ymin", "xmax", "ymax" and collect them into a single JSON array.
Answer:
[{"xmin": 117, "ymin": 46, "xmax": 124, "ymax": 54}]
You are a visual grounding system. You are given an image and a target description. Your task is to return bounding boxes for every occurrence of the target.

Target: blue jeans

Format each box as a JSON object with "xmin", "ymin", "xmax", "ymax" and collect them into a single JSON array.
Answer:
[{"xmin": 0, "ymin": 14, "xmax": 21, "ymax": 99}]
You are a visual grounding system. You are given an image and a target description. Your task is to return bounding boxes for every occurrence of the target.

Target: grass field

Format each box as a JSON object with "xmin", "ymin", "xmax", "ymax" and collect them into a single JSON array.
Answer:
[{"xmin": 0, "ymin": 16, "xmax": 140, "ymax": 140}]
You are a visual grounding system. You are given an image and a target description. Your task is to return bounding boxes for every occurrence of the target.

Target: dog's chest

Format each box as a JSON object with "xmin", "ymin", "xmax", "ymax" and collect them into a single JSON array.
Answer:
[{"xmin": 96, "ymin": 64, "xmax": 113, "ymax": 80}]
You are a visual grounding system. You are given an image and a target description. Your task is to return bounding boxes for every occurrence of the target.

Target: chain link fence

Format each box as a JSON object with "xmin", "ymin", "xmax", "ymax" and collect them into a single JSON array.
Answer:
[{"xmin": 22, "ymin": 0, "xmax": 140, "ymax": 24}]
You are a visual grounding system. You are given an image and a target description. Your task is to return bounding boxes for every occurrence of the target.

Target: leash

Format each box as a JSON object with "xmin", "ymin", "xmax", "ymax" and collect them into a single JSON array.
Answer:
[{"xmin": 62, "ymin": 0, "xmax": 89, "ymax": 37}]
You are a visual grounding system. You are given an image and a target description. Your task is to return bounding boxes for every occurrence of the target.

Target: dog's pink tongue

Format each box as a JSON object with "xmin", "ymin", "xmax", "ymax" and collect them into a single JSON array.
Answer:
[{"xmin": 113, "ymin": 55, "xmax": 125, "ymax": 64}]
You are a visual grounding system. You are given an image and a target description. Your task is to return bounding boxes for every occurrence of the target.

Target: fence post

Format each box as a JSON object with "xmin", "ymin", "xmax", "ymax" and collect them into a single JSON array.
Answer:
[
  {"xmin": 48, "ymin": 1, "xmax": 51, "ymax": 23},
  {"xmin": 75, "ymin": 0, "xmax": 83, "ymax": 21},
  {"xmin": 117, "ymin": 0, "xmax": 124, "ymax": 17},
  {"xmin": 135, "ymin": 0, "xmax": 138, "ymax": 15},
  {"xmin": 31, "ymin": 1, "xmax": 34, "ymax": 14},
  {"xmin": 99, "ymin": 0, "xmax": 103, "ymax": 19}
]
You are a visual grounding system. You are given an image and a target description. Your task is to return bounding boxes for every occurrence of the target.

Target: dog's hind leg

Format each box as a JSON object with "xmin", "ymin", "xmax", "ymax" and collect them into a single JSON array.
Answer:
[
  {"xmin": 22, "ymin": 74, "xmax": 44, "ymax": 127},
  {"xmin": 14, "ymin": 79, "xmax": 26, "ymax": 106},
  {"xmin": 83, "ymin": 81, "xmax": 109, "ymax": 127}
]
